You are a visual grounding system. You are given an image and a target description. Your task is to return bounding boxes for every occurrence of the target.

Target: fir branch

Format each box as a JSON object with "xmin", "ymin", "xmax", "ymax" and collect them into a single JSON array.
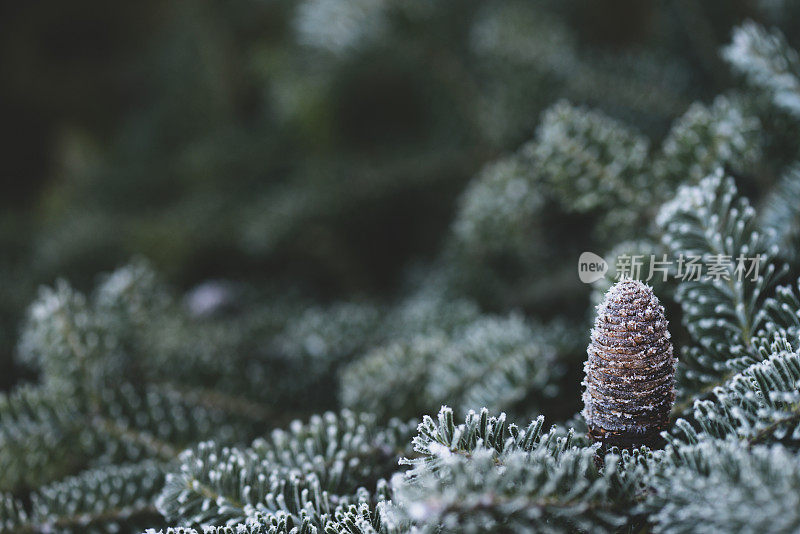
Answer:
[
  {"xmin": 451, "ymin": 155, "xmax": 545, "ymax": 258},
  {"xmin": 527, "ymin": 100, "xmax": 651, "ymax": 214},
  {"xmin": 1, "ymin": 460, "xmax": 165, "ymax": 534},
  {"xmin": 394, "ymin": 447, "xmax": 641, "ymax": 533},
  {"xmin": 381, "ymin": 291, "xmax": 480, "ymax": 340},
  {"xmin": 757, "ymin": 278, "xmax": 800, "ymax": 343},
  {"xmin": 760, "ymin": 164, "xmax": 800, "ymax": 269},
  {"xmin": 655, "ymin": 94, "xmax": 762, "ymax": 184},
  {"xmin": 145, "ymin": 499, "xmax": 397, "ymax": 534},
  {"xmin": 647, "ymin": 440, "xmax": 800, "ymax": 533},
  {"xmin": 17, "ymin": 281, "xmax": 109, "ymax": 397},
  {"xmin": 341, "ymin": 315, "xmax": 564, "ymax": 421},
  {"xmin": 429, "ymin": 315, "xmax": 563, "ymax": 417},
  {"xmin": 163, "ymin": 384, "xmax": 280, "ymax": 425},
  {"xmin": 656, "ymin": 169, "xmax": 785, "ymax": 400},
  {"xmin": 394, "ymin": 407, "xmax": 649, "ymax": 533},
  {"xmin": 0, "ymin": 386, "xmax": 97, "ymax": 492},
  {"xmin": 723, "ymin": 21, "xmax": 800, "ymax": 118},
  {"xmin": 340, "ymin": 333, "xmax": 449, "ymax": 422},
  {"xmin": 669, "ymin": 333, "xmax": 800, "ymax": 447},
  {"xmin": 155, "ymin": 411, "xmax": 413, "ymax": 528},
  {"xmin": 275, "ymin": 302, "xmax": 383, "ymax": 371}
]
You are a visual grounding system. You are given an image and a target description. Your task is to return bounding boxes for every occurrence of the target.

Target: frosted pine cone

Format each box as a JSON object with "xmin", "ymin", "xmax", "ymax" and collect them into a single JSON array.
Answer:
[{"xmin": 582, "ymin": 278, "xmax": 675, "ymax": 449}]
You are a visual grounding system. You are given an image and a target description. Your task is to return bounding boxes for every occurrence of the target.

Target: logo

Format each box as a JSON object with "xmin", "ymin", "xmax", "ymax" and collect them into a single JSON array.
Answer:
[{"xmin": 578, "ymin": 252, "xmax": 608, "ymax": 284}]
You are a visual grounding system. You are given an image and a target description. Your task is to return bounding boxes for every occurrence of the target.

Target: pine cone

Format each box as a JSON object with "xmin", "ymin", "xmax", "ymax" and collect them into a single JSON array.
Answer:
[{"xmin": 582, "ymin": 278, "xmax": 675, "ymax": 449}]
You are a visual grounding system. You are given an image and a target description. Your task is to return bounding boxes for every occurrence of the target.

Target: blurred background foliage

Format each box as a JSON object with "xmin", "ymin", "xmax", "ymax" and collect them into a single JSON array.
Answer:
[{"xmin": 0, "ymin": 0, "xmax": 794, "ymax": 394}]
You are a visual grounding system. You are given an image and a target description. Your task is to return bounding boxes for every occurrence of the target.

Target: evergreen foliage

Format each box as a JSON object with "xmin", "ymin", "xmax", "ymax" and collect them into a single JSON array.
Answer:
[
  {"xmin": 654, "ymin": 95, "xmax": 762, "ymax": 184},
  {"xmin": 340, "ymin": 314, "xmax": 563, "ymax": 421},
  {"xmin": 669, "ymin": 333, "xmax": 800, "ymax": 446},
  {"xmin": 392, "ymin": 406, "xmax": 650, "ymax": 533},
  {"xmin": 531, "ymin": 100, "xmax": 651, "ymax": 215},
  {"xmin": 2, "ymin": 461, "xmax": 164, "ymax": 533},
  {"xmin": 723, "ymin": 21, "xmax": 800, "ymax": 118},
  {"xmin": 761, "ymin": 164, "xmax": 800, "ymax": 268},
  {"xmin": 7, "ymin": 5, "xmax": 800, "ymax": 534},
  {"xmin": 758, "ymin": 278, "xmax": 800, "ymax": 343},
  {"xmin": 648, "ymin": 440, "xmax": 800, "ymax": 533},
  {"xmin": 153, "ymin": 411, "xmax": 411, "ymax": 533},
  {"xmin": 656, "ymin": 170, "xmax": 784, "ymax": 398}
]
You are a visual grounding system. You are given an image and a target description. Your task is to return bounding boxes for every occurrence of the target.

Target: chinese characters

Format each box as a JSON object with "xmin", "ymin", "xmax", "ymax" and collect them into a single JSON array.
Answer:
[{"xmin": 613, "ymin": 253, "xmax": 763, "ymax": 282}]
